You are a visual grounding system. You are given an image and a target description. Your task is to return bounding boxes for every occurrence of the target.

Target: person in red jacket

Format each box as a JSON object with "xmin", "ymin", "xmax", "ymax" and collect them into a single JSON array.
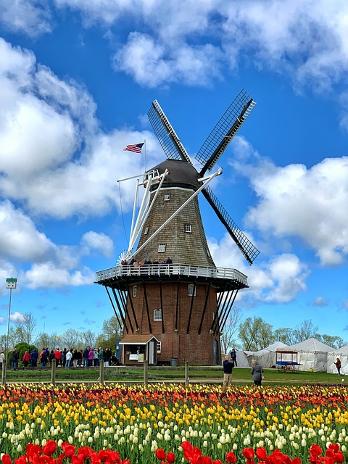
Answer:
[
  {"xmin": 54, "ymin": 348, "xmax": 62, "ymax": 366},
  {"xmin": 22, "ymin": 351, "xmax": 31, "ymax": 368}
]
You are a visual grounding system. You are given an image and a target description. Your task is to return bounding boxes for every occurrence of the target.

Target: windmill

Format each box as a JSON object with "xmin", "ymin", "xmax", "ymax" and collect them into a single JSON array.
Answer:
[{"xmin": 96, "ymin": 90, "xmax": 259, "ymax": 366}]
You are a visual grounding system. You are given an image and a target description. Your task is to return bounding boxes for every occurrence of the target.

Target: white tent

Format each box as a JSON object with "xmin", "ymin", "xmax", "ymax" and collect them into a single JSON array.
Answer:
[
  {"xmin": 327, "ymin": 345, "xmax": 348, "ymax": 374},
  {"xmin": 235, "ymin": 350, "xmax": 249, "ymax": 367},
  {"xmin": 284, "ymin": 338, "xmax": 334, "ymax": 372},
  {"xmin": 246, "ymin": 341, "xmax": 289, "ymax": 368}
]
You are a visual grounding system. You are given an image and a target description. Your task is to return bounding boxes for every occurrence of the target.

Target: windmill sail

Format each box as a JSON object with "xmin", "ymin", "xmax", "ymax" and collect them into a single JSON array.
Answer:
[
  {"xmin": 148, "ymin": 100, "xmax": 192, "ymax": 164},
  {"xmin": 197, "ymin": 90, "xmax": 256, "ymax": 176},
  {"xmin": 202, "ymin": 185, "xmax": 259, "ymax": 264}
]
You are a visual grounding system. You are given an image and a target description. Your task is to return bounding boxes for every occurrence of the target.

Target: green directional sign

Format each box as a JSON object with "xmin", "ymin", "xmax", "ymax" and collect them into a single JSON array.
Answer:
[{"xmin": 6, "ymin": 278, "xmax": 17, "ymax": 289}]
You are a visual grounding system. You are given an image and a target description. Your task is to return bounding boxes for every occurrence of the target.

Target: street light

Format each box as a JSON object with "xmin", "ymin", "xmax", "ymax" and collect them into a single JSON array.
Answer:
[{"xmin": 2, "ymin": 278, "xmax": 17, "ymax": 385}]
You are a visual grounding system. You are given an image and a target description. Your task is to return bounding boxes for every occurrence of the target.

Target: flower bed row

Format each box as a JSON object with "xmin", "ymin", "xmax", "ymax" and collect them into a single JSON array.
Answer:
[
  {"xmin": 0, "ymin": 440, "xmax": 345, "ymax": 464},
  {"xmin": 0, "ymin": 384, "xmax": 346, "ymax": 462}
]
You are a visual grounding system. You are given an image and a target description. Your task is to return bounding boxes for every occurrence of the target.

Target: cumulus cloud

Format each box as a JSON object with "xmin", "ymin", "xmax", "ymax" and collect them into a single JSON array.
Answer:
[
  {"xmin": 114, "ymin": 33, "xmax": 221, "ymax": 88},
  {"xmin": 24, "ymin": 263, "xmax": 95, "ymax": 289},
  {"xmin": 0, "ymin": 200, "xmax": 55, "ymax": 262},
  {"xmin": 82, "ymin": 231, "xmax": 114, "ymax": 257},
  {"xmin": 50, "ymin": 0, "xmax": 348, "ymax": 99},
  {"xmin": 0, "ymin": 38, "xmax": 162, "ymax": 219},
  {"xmin": 231, "ymin": 136, "xmax": 348, "ymax": 266},
  {"xmin": 209, "ymin": 233, "xmax": 308, "ymax": 304},
  {"xmin": 0, "ymin": 199, "xmax": 114, "ymax": 289},
  {"xmin": 0, "ymin": 0, "xmax": 51, "ymax": 36}
]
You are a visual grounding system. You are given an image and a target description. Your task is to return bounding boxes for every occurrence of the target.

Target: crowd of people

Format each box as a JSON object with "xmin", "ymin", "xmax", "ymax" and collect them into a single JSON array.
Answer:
[{"xmin": 8, "ymin": 347, "xmax": 118, "ymax": 370}]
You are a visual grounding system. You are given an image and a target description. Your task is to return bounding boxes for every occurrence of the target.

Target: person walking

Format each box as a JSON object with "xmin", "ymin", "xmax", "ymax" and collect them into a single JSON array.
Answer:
[
  {"xmin": 251, "ymin": 360, "xmax": 263, "ymax": 386},
  {"xmin": 222, "ymin": 355, "xmax": 234, "ymax": 390},
  {"xmin": 334, "ymin": 357, "xmax": 342, "ymax": 375}
]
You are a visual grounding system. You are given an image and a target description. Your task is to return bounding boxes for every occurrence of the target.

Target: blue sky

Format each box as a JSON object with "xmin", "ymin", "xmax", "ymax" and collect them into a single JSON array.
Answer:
[{"xmin": 0, "ymin": 0, "xmax": 347, "ymax": 342}]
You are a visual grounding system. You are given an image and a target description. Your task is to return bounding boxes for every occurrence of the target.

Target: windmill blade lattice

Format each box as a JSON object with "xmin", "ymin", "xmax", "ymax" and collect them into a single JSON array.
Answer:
[
  {"xmin": 197, "ymin": 90, "xmax": 256, "ymax": 176},
  {"xmin": 148, "ymin": 100, "xmax": 192, "ymax": 164},
  {"xmin": 202, "ymin": 185, "xmax": 259, "ymax": 264}
]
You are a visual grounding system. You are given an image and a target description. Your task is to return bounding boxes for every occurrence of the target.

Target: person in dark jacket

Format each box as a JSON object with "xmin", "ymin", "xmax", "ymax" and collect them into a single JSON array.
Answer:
[
  {"xmin": 251, "ymin": 360, "xmax": 263, "ymax": 386},
  {"xmin": 230, "ymin": 348, "xmax": 237, "ymax": 367},
  {"xmin": 30, "ymin": 349, "xmax": 38, "ymax": 368},
  {"xmin": 12, "ymin": 349, "xmax": 19, "ymax": 370},
  {"xmin": 222, "ymin": 355, "xmax": 234, "ymax": 389},
  {"xmin": 334, "ymin": 357, "xmax": 342, "ymax": 375}
]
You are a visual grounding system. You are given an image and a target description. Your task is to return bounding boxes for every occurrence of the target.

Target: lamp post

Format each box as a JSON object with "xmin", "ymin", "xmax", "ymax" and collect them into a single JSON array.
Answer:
[{"xmin": 2, "ymin": 278, "xmax": 17, "ymax": 385}]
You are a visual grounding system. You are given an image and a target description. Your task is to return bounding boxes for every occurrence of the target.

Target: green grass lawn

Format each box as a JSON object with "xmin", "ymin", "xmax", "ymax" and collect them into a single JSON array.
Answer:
[{"xmin": 2, "ymin": 366, "xmax": 345, "ymax": 385}]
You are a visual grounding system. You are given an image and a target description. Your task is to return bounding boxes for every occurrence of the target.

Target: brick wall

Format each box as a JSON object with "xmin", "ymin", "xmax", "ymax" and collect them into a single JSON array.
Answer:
[{"xmin": 124, "ymin": 282, "xmax": 221, "ymax": 365}]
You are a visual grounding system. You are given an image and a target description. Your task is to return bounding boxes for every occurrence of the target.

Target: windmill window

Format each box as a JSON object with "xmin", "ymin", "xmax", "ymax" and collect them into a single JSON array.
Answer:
[
  {"xmin": 132, "ymin": 285, "xmax": 137, "ymax": 298},
  {"xmin": 188, "ymin": 284, "xmax": 196, "ymax": 297},
  {"xmin": 144, "ymin": 227, "xmax": 149, "ymax": 235},
  {"xmin": 153, "ymin": 308, "xmax": 162, "ymax": 321},
  {"xmin": 164, "ymin": 194, "xmax": 170, "ymax": 201},
  {"xmin": 156, "ymin": 341, "xmax": 162, "ymax": 354},
  {"xmin": 184, "ymin": 223, "xmax": 192, "ymax": 233},
  {"xmin": 158, "ymin": 244, "xmax": 166, "ymax": 253}
]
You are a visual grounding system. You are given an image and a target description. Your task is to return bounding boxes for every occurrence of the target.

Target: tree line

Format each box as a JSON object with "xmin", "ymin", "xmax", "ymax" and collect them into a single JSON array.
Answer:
[
  {"xmin": 237, "ymin": 317, "xmax": 344, "ymax": 351},
  {"xmin": 0, "ymin": 313, "xmax": 122, "ymax": 351}
]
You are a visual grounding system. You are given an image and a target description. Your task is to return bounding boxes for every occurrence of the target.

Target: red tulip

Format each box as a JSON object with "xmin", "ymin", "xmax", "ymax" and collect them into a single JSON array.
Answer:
[
  {"xmin": 155, "ymin": 449, "xmax": 166, "ymax": 461},
  {"xmin": 43, "ymin": 441, "xmax": 57, "ymax": 457},
  {"xmin": 243, "ymin": 448, "xmax": 255, "ymax": 460},
  {"xmin": 256, "ymin": 448, "xmax": 268, "ymax": 460},
  {"xmin": 61, "ymin": 444, "xmax": 75, "ymax": 458},
  {"xmin": 1, "ymin": 455, "xmax": 12, "ymax": 464},
  {"xmin": 310, "ymin": 445, "xmax": 323, "ymax": 458},
  {"xmin": 226, "ymin": 451, "xmax": 237, "ymax": 463},
  {"xmin": 167, "ymin": 452, "xmax": 175, "ymax": 463}
]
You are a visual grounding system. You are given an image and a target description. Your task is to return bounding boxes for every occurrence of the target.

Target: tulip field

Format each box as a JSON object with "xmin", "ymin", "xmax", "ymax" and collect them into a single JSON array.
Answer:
[{"xmin": 0, "ymin": 384, "xmax": 347, "ymax": 464}]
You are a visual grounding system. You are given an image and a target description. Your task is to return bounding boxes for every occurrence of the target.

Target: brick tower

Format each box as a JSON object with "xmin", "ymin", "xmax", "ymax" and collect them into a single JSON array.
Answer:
[{"xmin": 96, "ymin": 92, "xmax": 259, "ymax": 365}]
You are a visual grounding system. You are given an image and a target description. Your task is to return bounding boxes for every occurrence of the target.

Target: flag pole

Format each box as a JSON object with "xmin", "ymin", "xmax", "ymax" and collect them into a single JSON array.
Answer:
[{"xmin": 143, "ymin": 139, "xmax": 146, "ymax": 173}]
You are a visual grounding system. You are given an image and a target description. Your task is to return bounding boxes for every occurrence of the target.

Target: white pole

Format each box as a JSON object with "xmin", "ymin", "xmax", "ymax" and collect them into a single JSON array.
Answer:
[
  {"xmin": 128, "ymin": 178, "xmax": 140, "ymax": 250},
  {"xmin": 144, "ymin": 139, "xmax": 147, "ymax": 173},
  {"xmin": 128, "ymin": 174, "xmax": 153, "ymax": 253},
  {"xmin": 3, "ymin": 286, "xmax": 13, "ymax": 385},
  {"xmin": 129, "ymin": 169, "xmax": 168, "ymax": 254}
]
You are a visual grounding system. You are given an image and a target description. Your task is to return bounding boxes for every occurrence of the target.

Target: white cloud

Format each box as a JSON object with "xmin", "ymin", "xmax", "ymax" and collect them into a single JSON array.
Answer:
[
  {"xmin": 24, "ymin": 263, "xmax": 95, "ymax": 289},
  {"xmin": 114, "ymin": 33, "xmax": 221, "ymax": 88},
  {"xmin": 0, "ymin": 0, "xmax": 51, "ymax": 36},
  {"xmin": 0, "ymin": 38, "xmax": 162, "ymax": 219},
  {"xmin": 313, "ymin": 296, "xmax": 328, "ymax": 307},
  {"xmin": 10, "ymin": 311, "xmax": 26, "ymax": 323},
  {"xmin": 209, "ymin": 233, "xmax": 308, "ymax": 303},
  {"xmin": 51, "ymin": 0, "xmax": 348, "ymax": 98},
  {"xmin": 232, "ymin": 138, "xmax": 348, "ymax": 265},
  {"xmin": 0, "ymin": 200, "xmax": 55, "ymax": 262},
  {"xmin": 82, "ymin": 231, "xmax": 114, "ymax": 257}
]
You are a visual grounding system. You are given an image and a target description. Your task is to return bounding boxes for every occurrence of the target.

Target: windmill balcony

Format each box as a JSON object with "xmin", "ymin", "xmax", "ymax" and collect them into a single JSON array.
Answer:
[{"xmin": 95, "ymin": 262, "xmax": 248, "ymax": 289}]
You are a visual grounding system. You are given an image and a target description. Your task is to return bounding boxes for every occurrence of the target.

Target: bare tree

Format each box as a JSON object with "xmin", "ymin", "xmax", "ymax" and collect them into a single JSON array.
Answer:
[
  {"xmin": 18, "ymin": 312, "xmax": 36, "ymax": 344},
  {"xmin": 220, "ymin": 307, "xmax": 241, "ymax": 354},
  {"xmin": 61, "ymin": 329, "xmax": 83, "ymax": 349},
  {"xmin": 293, "ymin": 320, "xmax": 317, "ymax": 343},
  {"xmin": 81, "ymin": 330, "xmax": 96, "ymax": 347}
]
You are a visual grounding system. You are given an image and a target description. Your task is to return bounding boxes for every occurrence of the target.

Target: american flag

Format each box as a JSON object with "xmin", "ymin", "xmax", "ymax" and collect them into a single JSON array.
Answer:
[{"xmin": 123, "ymin": 142, "xmax": 144, "ymax": 154}]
